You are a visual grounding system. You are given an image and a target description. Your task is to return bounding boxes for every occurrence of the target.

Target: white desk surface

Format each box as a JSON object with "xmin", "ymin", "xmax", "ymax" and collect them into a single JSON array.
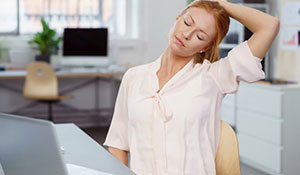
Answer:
[
  {"xmin": 0, "ymin": 68, "xmax": 125, "ymax": 79},
  {"xmin": 55, "ymin": 124, "xmax": 134, "ymax": 175}
]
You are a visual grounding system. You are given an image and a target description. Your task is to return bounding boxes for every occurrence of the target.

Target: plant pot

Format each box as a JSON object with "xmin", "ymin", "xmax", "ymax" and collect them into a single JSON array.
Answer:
[{"xmin": 35, "ymin": 55, "xmax": 50, "ymax": 63}]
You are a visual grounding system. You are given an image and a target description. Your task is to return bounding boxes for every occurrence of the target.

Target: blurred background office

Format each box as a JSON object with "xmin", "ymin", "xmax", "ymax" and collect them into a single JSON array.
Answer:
[{"xmin": 1, "ymin": 0, "xmax": 300, "ymax": 175}]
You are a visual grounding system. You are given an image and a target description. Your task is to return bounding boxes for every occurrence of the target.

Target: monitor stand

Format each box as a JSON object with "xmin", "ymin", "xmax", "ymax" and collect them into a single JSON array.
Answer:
[{"xmin": 59, "ymin": 56, "xmax": 111, "ymax": 68}]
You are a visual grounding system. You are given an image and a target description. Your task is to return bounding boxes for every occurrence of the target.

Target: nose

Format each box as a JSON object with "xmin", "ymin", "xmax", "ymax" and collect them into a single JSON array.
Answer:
[{"xmin": 182, "ymin": 28, "xmax": 193, "ymax": 40}]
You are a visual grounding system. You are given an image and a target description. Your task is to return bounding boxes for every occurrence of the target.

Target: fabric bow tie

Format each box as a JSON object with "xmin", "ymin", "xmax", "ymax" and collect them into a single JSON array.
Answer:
[{"xmin": 152, "ymin": 92, "xmax": 173, "ymax": 122}]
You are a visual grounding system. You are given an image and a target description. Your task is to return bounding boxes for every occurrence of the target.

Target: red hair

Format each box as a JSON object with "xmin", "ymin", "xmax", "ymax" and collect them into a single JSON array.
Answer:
[{"xmin": 184, "ymin": 1, "xmax": 230, "ymax": 63}]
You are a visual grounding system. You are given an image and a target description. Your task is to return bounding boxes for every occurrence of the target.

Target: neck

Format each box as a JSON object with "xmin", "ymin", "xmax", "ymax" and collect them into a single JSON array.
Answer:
[{"xmin": 160, "ymin": 47, "xmax": 193, "ymax": 76}]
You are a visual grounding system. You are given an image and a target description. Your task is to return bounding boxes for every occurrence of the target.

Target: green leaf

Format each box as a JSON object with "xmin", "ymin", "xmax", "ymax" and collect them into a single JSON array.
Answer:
[{"xmin": 28, "ymin": 17, "xmax": 62, "ymax": 56}]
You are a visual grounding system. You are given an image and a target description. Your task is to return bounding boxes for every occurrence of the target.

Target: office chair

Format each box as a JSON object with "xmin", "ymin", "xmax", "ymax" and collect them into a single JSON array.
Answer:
[
  {"xmin": 23, "ymin": 61, "xmax": 71, "ymax": 121},
  {"xmin": 215, "ymin": 120, "xmax": 241, "ymax": 175}
]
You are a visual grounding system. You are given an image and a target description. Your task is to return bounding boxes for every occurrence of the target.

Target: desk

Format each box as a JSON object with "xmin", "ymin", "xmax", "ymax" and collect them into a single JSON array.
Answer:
[
  {"xmin": 0, "ymin": 70, "xmax": 124, "ymax": 79},
  {"xmin": 55, "ymin": 123, "xmax": 135, "ymax": 175},
  {"xmin": 0, "ymin": 69, "xmax": 125, "ymax": 126}
]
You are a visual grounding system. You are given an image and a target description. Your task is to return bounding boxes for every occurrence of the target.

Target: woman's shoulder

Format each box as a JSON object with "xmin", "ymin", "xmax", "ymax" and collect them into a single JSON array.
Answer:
[
  {"xmin": 120, "ymin": 61, "xmax": 155, "ymax": 89},
  {"xmin": 125, "ymin": 59, "xmax": 158, "ymax": 77},
  {"xmin": 193, "ymin": 59, "xmax": 212, "ymax": 70}
]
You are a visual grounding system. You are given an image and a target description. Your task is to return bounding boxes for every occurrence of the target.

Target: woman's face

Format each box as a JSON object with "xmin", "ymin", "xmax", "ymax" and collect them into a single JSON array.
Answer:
[{"xmin": 168, "ymin": 7, "xmax": 217, "ymax": 58}]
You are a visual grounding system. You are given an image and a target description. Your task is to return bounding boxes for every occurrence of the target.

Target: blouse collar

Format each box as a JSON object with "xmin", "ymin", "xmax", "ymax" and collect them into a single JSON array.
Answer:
[
  {"xmin": 152, "ymin": 56, "xmax": 195, "ymax": 76},
  {"xmin": 151, "ymin": 56, "xmax": 195, "ymax": 94}
]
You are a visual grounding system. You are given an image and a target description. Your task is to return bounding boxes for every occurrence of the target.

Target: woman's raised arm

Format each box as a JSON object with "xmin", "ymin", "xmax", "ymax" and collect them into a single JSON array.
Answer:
[{"xmin": 215, "ymin": 0, "xmax": 280, "ymax": 59}]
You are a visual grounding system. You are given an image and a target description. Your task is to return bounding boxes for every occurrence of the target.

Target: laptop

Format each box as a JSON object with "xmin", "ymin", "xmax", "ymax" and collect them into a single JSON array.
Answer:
[{"xmin": 0, "ymin": 113, "xmax": 113, "ymax": 175}]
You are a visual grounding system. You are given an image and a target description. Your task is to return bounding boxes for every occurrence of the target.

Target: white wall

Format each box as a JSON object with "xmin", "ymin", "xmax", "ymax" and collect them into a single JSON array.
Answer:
[
  {"xmin": 144, "ymin": 0, "xmax": 186, "ymax": 62},
  {"xmin": 107, "ymin": 0, "xmax": 187, "ymax": 66}
]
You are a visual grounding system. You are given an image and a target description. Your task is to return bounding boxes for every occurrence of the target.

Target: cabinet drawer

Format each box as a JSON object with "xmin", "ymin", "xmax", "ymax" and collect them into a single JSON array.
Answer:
[
  {"xmin": 221, "ymin": 104, "xmax": 235, "ymax": 126},
  {"xmin": 237, "ymin": 84, "xmax": 282, "ymax": 118},
  {"xmin": 237, "ymin": 109, "xmax": 282, "ymax": 145},
  {"xmin": 238, "ymin": 133, "xmax": 282, "ymax": 173}
]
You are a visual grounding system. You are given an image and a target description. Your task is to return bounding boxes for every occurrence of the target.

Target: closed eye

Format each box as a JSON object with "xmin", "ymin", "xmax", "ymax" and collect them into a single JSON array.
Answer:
[
  {"xmin": 184, "ymin": 20, "xmax": 191, "ymax": 26},
  {"xmin": 197, "ymin": 35, "xmax": 203, "ymax": 40}
]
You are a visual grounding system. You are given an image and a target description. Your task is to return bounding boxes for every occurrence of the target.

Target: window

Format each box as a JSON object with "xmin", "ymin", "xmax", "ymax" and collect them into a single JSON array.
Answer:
[
  {"xmin": 0, "ymin": 0, "xmax": 130, "ymax": 37},
  {"xmin": 0, "ymin": 0, "xmax": 18, "ymax": 34}
]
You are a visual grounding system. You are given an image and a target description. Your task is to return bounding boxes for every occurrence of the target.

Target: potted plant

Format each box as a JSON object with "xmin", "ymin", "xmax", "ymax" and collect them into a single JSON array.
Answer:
[{"xmin": 28, "ymin": 18, "xmax": 62, "ymax": 63}]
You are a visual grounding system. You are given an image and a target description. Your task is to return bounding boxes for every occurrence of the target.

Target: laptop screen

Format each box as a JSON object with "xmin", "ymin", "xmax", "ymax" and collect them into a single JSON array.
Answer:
[
  {"xmin": 0, "ymin": 113, "xmax": 68, "ymax": 175},
  {"xmin": 63, "ymin": 28, "xmax": 108, "ymax": 56}
]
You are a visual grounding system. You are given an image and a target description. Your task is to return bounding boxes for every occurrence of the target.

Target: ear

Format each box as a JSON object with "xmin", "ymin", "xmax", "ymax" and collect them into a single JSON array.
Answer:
[
  {"xmin": 200, "ymin": 45, "xmax": 211, "ymax": 53},
  {"xmin": 202, "ymin": 46, "xmax": 210, "ymax": 52}
]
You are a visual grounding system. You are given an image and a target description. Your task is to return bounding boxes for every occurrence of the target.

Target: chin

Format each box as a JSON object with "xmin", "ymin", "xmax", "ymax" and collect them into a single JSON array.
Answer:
[{"xmin": 168, "ymin": 42, "xmax": 193, "ymax": 58}]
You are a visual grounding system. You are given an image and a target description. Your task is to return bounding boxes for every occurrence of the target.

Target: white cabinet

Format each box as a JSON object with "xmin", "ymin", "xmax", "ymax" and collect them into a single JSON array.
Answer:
[
  {"xmin": 236, "ymin": 82, "xmax": 300, "ymax": 175},
  {"xmin": 221, "ymin": 93, "xmax": 237, "ymax": 127}
]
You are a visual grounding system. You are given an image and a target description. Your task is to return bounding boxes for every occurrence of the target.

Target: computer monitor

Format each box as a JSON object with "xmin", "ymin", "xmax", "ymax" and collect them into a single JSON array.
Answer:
[
  {"xmin": 63, "ymin": 28, "xmax": 108, "ymax": 56},
  {"xmin": 60, "ymin": 28, "xmax": 110, "ymax": 67}
]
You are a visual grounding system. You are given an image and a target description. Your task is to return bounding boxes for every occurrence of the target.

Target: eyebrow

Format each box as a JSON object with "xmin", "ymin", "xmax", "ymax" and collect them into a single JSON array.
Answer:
[{"xmin": 188, "ymin": 14, "xmax": 209, "ymax": 37}]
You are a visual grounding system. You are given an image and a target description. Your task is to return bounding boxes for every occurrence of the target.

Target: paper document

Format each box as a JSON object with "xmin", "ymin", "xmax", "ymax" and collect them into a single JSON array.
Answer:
[
  {"xmin": 283, "ymin": 2, "xmax": 300, "ymax": 25},
  {"xmin": 66, "ymin": 164, "xmax": 115, "ymax": 175},
  {"xmin": 280, "ymin": 27, "xmax": 300, "ymax": 51}
]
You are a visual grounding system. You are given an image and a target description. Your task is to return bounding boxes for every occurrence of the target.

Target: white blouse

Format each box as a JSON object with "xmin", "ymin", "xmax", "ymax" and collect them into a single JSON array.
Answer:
[{"xmin": 103, "ymin": 41, "xmax": 265, "ymax": 175}]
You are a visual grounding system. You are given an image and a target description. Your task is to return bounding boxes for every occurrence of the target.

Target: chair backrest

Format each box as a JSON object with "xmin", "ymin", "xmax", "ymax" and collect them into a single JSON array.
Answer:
[
  {"xmin": 215, "ymin": 120, "xmax": 241, "ymax": 175},
  {"xmin": 23, "ymin": 61, "xmax": 59, "ymax": 100}
]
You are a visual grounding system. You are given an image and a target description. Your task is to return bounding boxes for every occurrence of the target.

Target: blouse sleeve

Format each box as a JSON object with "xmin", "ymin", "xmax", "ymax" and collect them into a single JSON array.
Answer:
[
  {"xmin": 103, "ymin": 69, "xmax": 132, "ymax": 151},
  {"xmin": 208, "ymin": 41, "xmax": 265, "ymax": 94}
]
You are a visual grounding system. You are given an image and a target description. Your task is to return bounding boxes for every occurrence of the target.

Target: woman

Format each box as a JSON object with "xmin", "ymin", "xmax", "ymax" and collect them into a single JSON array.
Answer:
[{"xmin": 104, "ymin": 0, "xmax": 279, "ymax": 174}]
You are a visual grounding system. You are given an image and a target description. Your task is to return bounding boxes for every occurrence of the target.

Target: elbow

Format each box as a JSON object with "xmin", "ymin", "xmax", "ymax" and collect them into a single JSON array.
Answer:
[
  {"xmin": 269, "ymin": 17, "xmax": 280, "ymax": 36},
  {"xmin": 272, "ymin": 17, "xmax": 280, "ymax": 35},
  {"xmin": 260, "ymin": 17, "xmax": 280, "ymax": 40},
  {"xmin": 256, "ymin": 17, "xmax": 280, "ymax": 37}
]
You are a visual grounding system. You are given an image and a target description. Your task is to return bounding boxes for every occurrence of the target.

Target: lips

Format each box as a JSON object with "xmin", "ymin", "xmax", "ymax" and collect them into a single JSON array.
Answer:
[{"xmin": 175, "ymin": 36, "xmax": 185, "ymax": 47}]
